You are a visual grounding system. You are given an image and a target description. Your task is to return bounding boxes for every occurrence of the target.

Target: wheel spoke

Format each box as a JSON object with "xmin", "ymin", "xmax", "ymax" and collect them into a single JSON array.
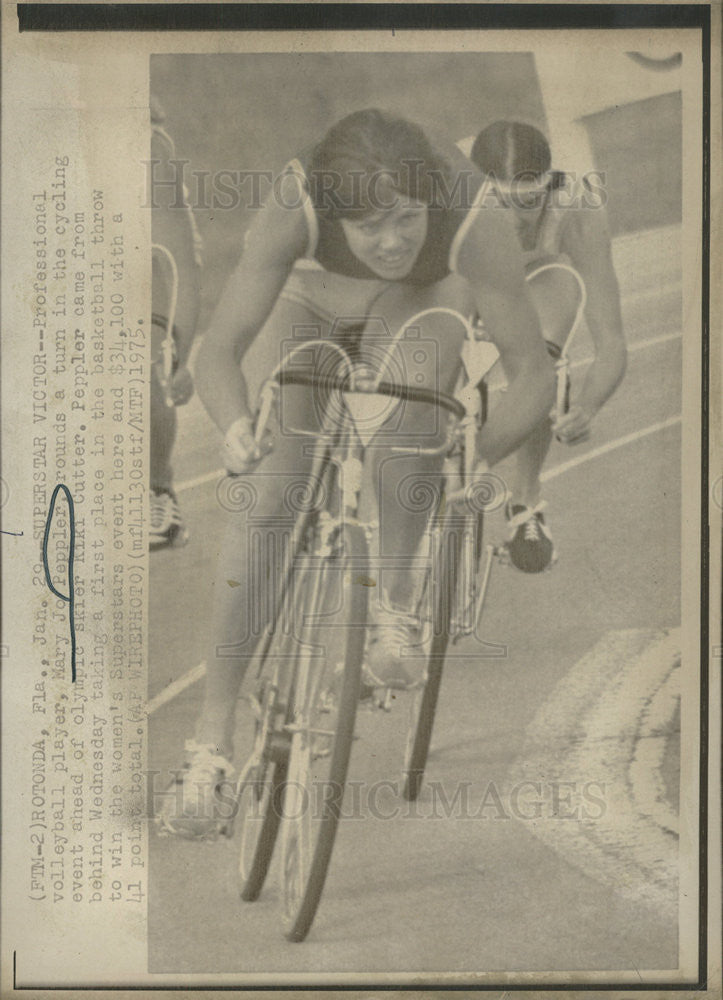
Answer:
[{"xmin": 279, "ymin": 523, "xmax": 367, "ymax": 942}]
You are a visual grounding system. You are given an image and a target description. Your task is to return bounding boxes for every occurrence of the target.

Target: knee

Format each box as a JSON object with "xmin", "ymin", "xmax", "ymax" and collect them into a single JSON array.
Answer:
[
  {"xmin": 398, "ymin": 309, "xmax": 468, "ymax": 396},
  {"xmin": 364, "ymin": 279, "xmax": 472, "ymax": 393}
]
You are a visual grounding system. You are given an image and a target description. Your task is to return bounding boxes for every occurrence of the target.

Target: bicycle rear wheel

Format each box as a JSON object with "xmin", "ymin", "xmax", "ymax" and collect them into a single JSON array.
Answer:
[
  {"xmin": 402, "ymin": 519, "xmax": 462, "ymax": 801},
  {"xmin": 280, "ymin": 521, "xmax": 367, "ymax": 942}
]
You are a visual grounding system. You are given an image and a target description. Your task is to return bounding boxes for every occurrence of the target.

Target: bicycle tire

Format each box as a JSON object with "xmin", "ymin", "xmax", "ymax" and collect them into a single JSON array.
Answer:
[
  {"xmin": 236, "ymin": 509, "xmax": 318, "ymax": 901},
  {"xmin": 281, "ymin": 521, "xmax": 367, "ymax": 942},
  {"xmin": 238, "ymin": 753, "xmax": 289, "ymax": 902},
  {"xmin": 402, "ymin": 520, "xmax": 463, "ymax": 802},
  {"xmin": 237, "ymin": 658, "xmax": 296, "ymax": 901}
]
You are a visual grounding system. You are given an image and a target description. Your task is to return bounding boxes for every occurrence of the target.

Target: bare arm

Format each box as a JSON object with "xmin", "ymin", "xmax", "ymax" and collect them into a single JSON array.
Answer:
[
  {"xmin": 456, "ymin": 209, "xmax": 556, "ymax": 467},
  {"xmin": 194, "ymin": 189, "xmax": 307, "ymax": 435},
  {"xmin": 151, "ymin": 131, "xmax": 201, "ymax": 369},
  {"xmin": 562, "ymin": 202, "xmax": 627, "ymax": 418}
]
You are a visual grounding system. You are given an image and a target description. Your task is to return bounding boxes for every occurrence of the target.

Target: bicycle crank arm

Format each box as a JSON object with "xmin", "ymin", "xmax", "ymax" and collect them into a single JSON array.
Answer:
[{"xmin": 474, "ymin": 543, "xmax": 498, "ymax": 633}]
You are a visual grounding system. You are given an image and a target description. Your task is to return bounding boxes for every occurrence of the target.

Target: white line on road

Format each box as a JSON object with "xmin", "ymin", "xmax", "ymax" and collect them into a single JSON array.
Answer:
[
  {"xmin": 541, "ymin": 414, "xmax": 681, "ymax": 483},
  {"xmin": 485, "ymin": 329, "xmax": 681, "ymax": 390},
  {"xmin": 509, "ymin": 628, "xmax": 681, "ymax": 913},
  {"xmin": 569, "ymin": 330, "xmax": 680, "ymax": 373},
  {"xmin": 147, "ymin": 661, "xmax": 207, "ymax": 716},
  {"xmin": 150, "ymin": 413, "xmax": 682, "ymax": 715},
  {"xmin": 175, "ymin": 468, "xmax": 224, "ymax": 494}
]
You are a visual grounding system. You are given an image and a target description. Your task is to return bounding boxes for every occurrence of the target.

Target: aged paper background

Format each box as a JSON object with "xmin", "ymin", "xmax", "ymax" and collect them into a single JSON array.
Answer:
[{"xmin": 1, "ymin": 6, "xmax": 720, "ymax": 998}]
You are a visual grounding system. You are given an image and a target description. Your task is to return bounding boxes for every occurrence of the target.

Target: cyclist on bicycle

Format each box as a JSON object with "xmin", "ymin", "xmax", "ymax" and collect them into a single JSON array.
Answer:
[
  {"xmin": 150, "ymin": 97, "xmax": 203, "ymax": 547},
  {"xmin": 462, "ymin": 121, "xmax": 627, "ymax": 572},
  {"xmin": 158, "ymin": 109, "xmax": 555, "ymax": 839}
]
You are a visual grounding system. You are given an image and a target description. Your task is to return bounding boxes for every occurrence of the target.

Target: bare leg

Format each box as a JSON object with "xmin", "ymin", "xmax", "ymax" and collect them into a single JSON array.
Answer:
[
  {"xmin": 360, "ymin": 275, "xmax": 472, "ymax": 611},
  {"xmin": 508, "ymin": 416, "xmax": 553, "ymax": 508},
  {"xmin": 150, "ymin": 370, "xmax": 177, "ymax": 493},
  {"xmin": 195, "ymin": 421, "xmax": 316, "ymax": 757},
  {"xmin": 158, "ymin": 274, "xmax": 403, "ymax": 834},
  {"xmin": 194, "ymin": 296, "xmax": 352, "ymax": 759}
]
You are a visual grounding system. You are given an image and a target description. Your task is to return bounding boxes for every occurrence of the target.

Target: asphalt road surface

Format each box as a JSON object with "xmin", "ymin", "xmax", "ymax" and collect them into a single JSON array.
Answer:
[{"xmin": 147, "ymin": 225, "xmax": 686, "ymax": 982}]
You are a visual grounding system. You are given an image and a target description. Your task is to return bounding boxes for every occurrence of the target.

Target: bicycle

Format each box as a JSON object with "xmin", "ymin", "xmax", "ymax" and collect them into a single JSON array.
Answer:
[
  {"xmin": 228, "ymin": 260, "xmax": 588, "ymax": 940},
  {"xmin": 229, "ymin": 305, "xmax": 505, "ymax": 940},
  {"xmin": 525, "ymin": 259, "xmax": 587, "ymax": 428},
  {"xmin": 401, "ymin": 261, "xmax": 587, "ymax": 800}
]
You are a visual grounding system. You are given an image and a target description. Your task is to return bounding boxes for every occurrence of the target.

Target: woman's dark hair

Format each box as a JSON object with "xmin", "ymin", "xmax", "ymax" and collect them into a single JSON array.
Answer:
[
  {"xmin": 309, "ymin": 108, "xmax": 448, "ymax": 219},
  {"xmin": 470, "ymin": 121, "xmax": 563, "ymax": 189}
]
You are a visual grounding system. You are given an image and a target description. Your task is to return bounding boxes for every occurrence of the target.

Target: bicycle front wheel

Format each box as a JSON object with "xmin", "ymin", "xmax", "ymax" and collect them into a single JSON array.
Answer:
[
  {"xmin": 237, "ymin": 686, "xmax": 290, "ymax": 902},
  {"xmin": 280, "ymin": 521, "xmax": 367, "ymax": 942},
  {"xmin": 237, "ymin": 508, "xmax": 317, "ymax": 903}
]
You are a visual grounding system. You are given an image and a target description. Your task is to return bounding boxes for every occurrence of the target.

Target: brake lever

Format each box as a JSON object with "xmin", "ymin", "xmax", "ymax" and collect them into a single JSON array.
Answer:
[{"xmin": 254, "ymin": 381, "xmax": 278, "ymax": 446}]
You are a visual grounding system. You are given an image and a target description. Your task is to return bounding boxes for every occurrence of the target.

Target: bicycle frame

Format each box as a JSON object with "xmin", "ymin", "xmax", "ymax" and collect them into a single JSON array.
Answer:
[
  {"xmin": 409, "ymin": 409, "xmax": 491, "ymax": 643},
  {"xmin": 251, "ymin": 340, "xmax": 488, "ymax": 658},
  {"xmin": 235, "ymin": 339, "xmax": 496, "ymax": 934}
]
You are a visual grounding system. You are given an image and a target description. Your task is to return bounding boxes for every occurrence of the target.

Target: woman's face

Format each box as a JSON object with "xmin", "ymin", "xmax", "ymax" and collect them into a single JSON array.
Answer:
[{"xmin": 340, "ymin": 194, "xmax": 428, "ymax": 280}]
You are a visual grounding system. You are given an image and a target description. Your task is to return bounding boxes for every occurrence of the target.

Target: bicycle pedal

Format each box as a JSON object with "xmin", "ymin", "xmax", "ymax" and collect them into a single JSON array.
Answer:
[
  {"xmin": 169, "ymin": 525, "xmax": 190, "ymax": 548},
  {"xmin": 358, "ymin": 681, "xmax": 376, "ymax": 703},
  {"xmin": 153, "ymin": 815, "xmax": 231, "ymax": 842},
  {"xmin": 380, "ymin": 688, "xmax": 397, "ymax": 711},
  {"xmin": 364, "ymin": 687, "xmax": 397, "ymax": 711},
  {"xmin": 493, "ymin": 544, "xmax": 511, "ymax": 566},
  {"xmin": 545, "ymin": 549, "xmax": 560, "ymax": 572},
  {"xmin": 201, "ymin": 823, "xmax": 228, "ymax": 842},
  {"xmin": 151, "ymin": 526, "xmax": 190, "ymax": 550},
  {"xmin": 357, "ymin": 693, "xmax": 378, "ymax": 712}
]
